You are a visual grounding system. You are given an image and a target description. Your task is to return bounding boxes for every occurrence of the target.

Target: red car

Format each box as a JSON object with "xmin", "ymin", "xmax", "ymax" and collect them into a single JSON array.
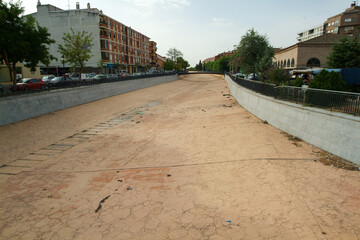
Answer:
[{"xmin": 10, "ymin": 78, "xmax": 46, "ymax": 91}]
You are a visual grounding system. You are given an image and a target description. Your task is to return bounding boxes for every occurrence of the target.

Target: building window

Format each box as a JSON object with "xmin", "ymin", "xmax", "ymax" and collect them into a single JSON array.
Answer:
[
  {"xmin": 345, "ymin": 26, "xmax": 354, "ymax": 31},
  {"xmin": 100, "ymin": 40, "xmax": 108, "ymax": 49},
  {"xmin": 101, "ymin": 52, "xmax": 109, "ymax": 60},
  {"xmin": 291, "ymin": 58, "xmax": 295, "ymax": 67},
  {"xmin": 306, "ymin": 58, "xmax": 320, "ymax": 67},
  {"xmin": 335, "ymin": 19, "xmax": 339, "ymax": 26},
  {"xmin": 344, "ymin": 18, "xmax": 354, "ymax": 23}
]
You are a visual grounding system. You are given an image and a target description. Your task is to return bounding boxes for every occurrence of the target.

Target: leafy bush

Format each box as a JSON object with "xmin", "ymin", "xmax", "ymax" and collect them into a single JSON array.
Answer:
[
  {"xmin": 267, "ymin": 68, "xmax": 290, "ymax": 86},
  {"xmin": 293, "ymin": 77, "xmax": 303, "ymax": 87},
  {"xmin": 309, "ymin": 70, "xmax": 347, "ymax": 91}
]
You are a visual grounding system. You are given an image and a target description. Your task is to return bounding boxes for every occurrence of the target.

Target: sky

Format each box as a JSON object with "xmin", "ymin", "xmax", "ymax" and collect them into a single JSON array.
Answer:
[{"xmin": 14, "ymin": 0, "xmax": 355, "ymax": 66}]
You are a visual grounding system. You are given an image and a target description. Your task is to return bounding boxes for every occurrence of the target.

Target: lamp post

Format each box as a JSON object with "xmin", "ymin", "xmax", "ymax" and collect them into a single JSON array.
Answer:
[{"xmin": 61, "ymin": 55, "xmax": 65, "ymax": 76}]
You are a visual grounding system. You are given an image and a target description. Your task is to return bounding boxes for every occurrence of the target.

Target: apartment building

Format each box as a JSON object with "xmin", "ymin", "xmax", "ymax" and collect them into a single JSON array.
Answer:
[
  {"xmin": 156, "ymin": 54, "xmax": 166, "ymax": 69},
  {"xmin": 29, "ymin": 2, "xmax": 154, "ymax": 74},
  {"xmin": 297, "ymin": 3, "xmax": 359, "ymax": 42},
  {"xmin": 150, "ymin": 41, "xmax": 157, "ymax": 67},
  {"xmin": 324, "ymin": 2, "xmax": 360, "ymax": 37},
  {"xmin": 297, "ymin": 25, "xmax": 324, "ymax": 42}
]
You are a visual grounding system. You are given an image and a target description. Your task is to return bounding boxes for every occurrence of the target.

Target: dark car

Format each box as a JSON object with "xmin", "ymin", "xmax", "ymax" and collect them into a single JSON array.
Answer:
[
  {"xmin": 10, "ymin": 78, "xmax": 46, "ymax": 91},
  {"xmin": 49, "ymin": 76, "xmax": 73, "ymax": 87}
]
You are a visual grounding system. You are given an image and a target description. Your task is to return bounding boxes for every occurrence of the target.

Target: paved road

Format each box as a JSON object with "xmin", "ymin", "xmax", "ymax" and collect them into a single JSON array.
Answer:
[{"xmin": 0, "ymin": 74, "xmax": 359, "ymax": 239}]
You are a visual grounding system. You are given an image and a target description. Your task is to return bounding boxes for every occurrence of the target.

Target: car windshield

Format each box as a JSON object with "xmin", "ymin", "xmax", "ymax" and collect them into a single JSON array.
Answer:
[{"xmin": 52, "ymin": 77, "xmax": 62, "ymax": 81}]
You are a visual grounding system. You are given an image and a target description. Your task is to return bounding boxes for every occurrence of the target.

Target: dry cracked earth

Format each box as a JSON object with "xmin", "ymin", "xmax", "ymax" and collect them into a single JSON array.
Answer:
[{"xmin": 0, "ymin": 74, "xmax": 359, "ymax": 240}]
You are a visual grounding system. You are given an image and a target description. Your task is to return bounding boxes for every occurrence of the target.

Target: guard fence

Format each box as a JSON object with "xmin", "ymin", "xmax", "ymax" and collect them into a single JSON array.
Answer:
[{"xmin": 227, "ymin": 73, "xmax": 360, "ymax": 116}]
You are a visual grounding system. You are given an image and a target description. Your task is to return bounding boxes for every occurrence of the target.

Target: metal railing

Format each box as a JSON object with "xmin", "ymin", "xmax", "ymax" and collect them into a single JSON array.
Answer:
[
  {"xmin": 227, "ymin": 73, "xmax": 360, "ymax": 116},
  {"xmin": 0, "ymin": 72, "xmax": 177, "ymax": 99}
]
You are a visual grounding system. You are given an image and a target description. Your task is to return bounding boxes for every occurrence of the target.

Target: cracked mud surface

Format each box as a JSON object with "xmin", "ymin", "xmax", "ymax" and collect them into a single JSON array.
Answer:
[{"xmin": 0, "ymin": 74, "xmax": 360, "ymax": 239}]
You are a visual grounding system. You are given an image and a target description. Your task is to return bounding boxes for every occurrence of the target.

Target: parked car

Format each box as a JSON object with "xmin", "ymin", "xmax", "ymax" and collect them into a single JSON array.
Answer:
[
  {"xmin": 233, "ymin": 72, "xmax": 245, "ymax": 78},
  {"xmin": 10, "ymin": 78, "xmax": 46, "ymax": 91},
  {"xmin": 92, "ymin": 74, "xmax": 107, "ymax": 81},
  {"xmin": 49, "ymin": 76, "xmax": 73, "ymax": 87},
  {"xmin": 119, "ymin": 72, "xmax": 130, "ymax": 77},
  {"xmin": 42, "ymin": 75, "xmax": 55, "ymax": 85},
  {"xmin": 131, "ymin": 72, "xmax": 143, "ymax": 76}
]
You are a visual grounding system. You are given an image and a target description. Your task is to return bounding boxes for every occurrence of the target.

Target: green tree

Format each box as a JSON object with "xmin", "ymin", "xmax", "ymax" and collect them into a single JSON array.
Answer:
[
  {"xmin": 309, "ymin": 70, "xmax": 347, "ymax": 91},
  {"xmin": 268, "ymin": 68, "xmax": 290, "ymax": 86},
  {"xmin": 166, "ymin": 48, "xmax": 183, "ymax": 62},
  {"xmin": 163, "ymin": 59, "xmax": 175, "ymax": 71},
  {"xmin": 0, "ymin": 1, "xmax": 55, "ymax": 88},
  {"xmin": 255, "ymin": 48, "xmax": 274, "ymax": 81},
  {"xmin": 217, "ymin": 56, "xmax": 230, "ymax": 72},
  {"xmin": 176, "ymin": 57, "xmax": 189, "ymax": 71},
  {"xmin": 58, "ymin": 28, "xmax": 94, "ymax": 80},
  {"xmin": 195, "ymin": 60, "xmax": 202, "ymax": 71},
  {"xmin": 327, "ymin": 37, "xmax": 360, "ymax": 68},
  {"xmin": 232, "ymin": 29, "xmax": 273, "ymax": 79}
]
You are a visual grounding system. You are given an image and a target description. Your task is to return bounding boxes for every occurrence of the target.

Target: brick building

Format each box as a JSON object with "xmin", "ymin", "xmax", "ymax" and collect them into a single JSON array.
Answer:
[
  {"xmin": 29, "ymin": 2, "xmax": 155, "ymax": 74},
  {"xmin": 324, "ymin": 3, "xmax": 360, "ymax": 37}
]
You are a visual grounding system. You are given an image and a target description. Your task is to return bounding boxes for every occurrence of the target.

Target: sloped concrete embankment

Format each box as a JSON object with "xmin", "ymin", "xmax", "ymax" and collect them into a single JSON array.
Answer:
[
  {"xmin": 0, "ymin": 75, "xmax": 178, "ymax": 126},
  {"xmin": 225, "ymin": 75, "xmax": 360, "ymax": 165}
]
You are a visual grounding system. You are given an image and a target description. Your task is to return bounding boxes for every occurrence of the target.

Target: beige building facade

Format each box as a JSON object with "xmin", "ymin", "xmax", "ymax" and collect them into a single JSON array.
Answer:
[
  {"xmin": 274, "ymin": 34, "xmax": 344, "ymax": 70},
  {"xmin": 0, "ymin": 63, "xmax": 42, "ymax": 82}
]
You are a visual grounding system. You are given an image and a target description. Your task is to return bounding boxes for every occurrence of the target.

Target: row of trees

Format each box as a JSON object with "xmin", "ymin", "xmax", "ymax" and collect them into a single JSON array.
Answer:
[{"xmin": 0, "ymin": 1, "xmax": 94, "ymax": 88}]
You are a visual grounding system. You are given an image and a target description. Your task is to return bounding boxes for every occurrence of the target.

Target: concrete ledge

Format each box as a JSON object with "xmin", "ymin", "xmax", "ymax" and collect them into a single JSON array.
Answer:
[
  {"xmin": 225, "ymin": 75, "xmax": 360, "ymax": 165},
  {"xmin": 0, "ymin": 75, "xmax": 178, "ymax": 126}
]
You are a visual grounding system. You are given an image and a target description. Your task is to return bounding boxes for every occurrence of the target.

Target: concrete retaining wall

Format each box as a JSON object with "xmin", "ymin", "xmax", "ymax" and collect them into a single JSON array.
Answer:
[
  {"xmin": 225, "ymin": 75, "xmax": 360, "ymax": 165},
  {"xmin": 0, "ymin": 75, "xmax": 178, "ymax": 126}
]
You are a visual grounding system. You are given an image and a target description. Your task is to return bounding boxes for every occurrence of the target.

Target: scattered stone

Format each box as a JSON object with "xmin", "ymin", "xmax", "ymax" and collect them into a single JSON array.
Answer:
[
  {"xmin": 223, "ymin": 104, "xmax": 232, "ymax": 108},
  {"xmin": 322, "ymin": 232, "xmax": 327, "ymax": 235},
  {"xmin": 223, "ymin": 94, "xmax": 230, "ymax": 96},
  {"xmin": 127, "ymin": 187, "xmax": 132, "ymax": 190},
  {"xmin": 167, "ymin": 174, "xmax": 172, "ymax": 177},
  {"xmin": 95, "ymin": 195, "xmax": 111, "ymax": 213},
  {"xmin": 116, "ymin": 170, "xmax": 119, "ymax": 173},
  {"xmin": 118, "ymin": 179, "xmax": 123, "ymax": 182},
  {"xmin": 42, "ymin": 188, "xmax": 47, "ymax": 191},
  {"xmin": 115, "ymin": 189, "xmax": 118, "ymax": 191},
  {"xmin": 317, "ymin": 150, "xmax": 360, "ymax": 171},
  {"xmin": 136, "ymin": 121, "xmax": 141, "ymax": 124},
  {"xmin": 263, "ymin": 120, "xmax": 268, "ymax": 124}
]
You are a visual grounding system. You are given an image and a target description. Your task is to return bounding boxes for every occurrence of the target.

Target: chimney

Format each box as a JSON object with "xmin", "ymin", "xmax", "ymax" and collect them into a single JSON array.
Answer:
[
  {"xmin": 87, "ymin": 3, "xmax": 90, "ymax": 10},
  {"xmin": 76, "ymin": 2, "xmax": 80, "ymax": 9},
  {"xmin": 351, "ymin": 1, "xmax": 356, "ymax": 7}
]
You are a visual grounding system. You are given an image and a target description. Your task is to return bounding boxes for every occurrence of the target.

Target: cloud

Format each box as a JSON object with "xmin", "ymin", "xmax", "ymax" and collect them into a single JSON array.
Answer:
[
  {"xmin": 124, "ymin": 0, "xmax": 190, "ymax": 9},
  {"xmin": 210, "ymin": 18, "xmax": 234, "ymax": 27}
]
